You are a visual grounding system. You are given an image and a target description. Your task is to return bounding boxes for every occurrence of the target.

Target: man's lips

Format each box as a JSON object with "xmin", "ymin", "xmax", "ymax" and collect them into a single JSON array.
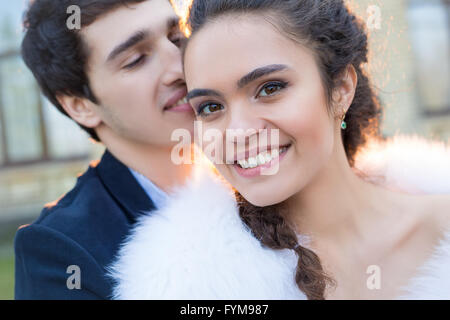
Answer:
[
  {"xmin": 164, "ymin": 88, "xmax": 189, "ymax": 111},
  {"xmin": 167, "ymin": 103, "xmax": 193, "ymax": 112}
]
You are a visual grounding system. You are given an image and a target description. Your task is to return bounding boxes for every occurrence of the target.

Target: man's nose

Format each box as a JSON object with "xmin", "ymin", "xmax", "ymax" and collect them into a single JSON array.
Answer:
[{"xmin": 160, "ymin": 40, "xmax": 185, "ymax": 86}]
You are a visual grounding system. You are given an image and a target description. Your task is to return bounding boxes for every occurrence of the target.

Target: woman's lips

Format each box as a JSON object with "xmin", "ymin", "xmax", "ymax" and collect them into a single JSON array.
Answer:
[{"xmin": 232, "ymin": 144, "xmax": 291, "ymax": 178}]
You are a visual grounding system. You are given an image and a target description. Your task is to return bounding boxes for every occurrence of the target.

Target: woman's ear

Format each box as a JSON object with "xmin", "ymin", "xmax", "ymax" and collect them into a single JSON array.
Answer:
[
  {"xmin": 332, "ymin": 65, "xmax": 358, "ymax": 114},
  {"xmin": 56, "ymin": 94, "xmax": 103, "ymax": 129}
]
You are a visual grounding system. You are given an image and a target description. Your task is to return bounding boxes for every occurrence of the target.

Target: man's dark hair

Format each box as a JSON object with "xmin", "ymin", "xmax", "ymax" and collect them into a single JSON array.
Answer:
[{"xmin": 21, "ymin": 0, "xmax": 147, "ymax": 142}]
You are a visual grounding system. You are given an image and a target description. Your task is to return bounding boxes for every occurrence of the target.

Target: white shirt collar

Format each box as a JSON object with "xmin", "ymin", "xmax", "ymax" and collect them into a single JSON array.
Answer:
[{"xmin": 128, "ymin": 168, "xmax": 169, "ymax": 210}]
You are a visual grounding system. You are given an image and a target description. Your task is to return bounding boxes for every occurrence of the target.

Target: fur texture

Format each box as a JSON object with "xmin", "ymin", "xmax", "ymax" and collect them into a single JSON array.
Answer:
[{"xmin": 108, "ymin": 135, "xmax": 450, "ymax": 299}]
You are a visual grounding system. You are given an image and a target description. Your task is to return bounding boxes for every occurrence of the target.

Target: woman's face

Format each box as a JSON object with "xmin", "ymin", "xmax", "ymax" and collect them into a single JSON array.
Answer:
[{"xmin": 184, "ymin": 15, "xmax": 342, "ymax": 206}]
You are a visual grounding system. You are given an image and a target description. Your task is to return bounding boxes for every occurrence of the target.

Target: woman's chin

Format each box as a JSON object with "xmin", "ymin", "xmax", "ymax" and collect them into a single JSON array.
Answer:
[{"xmin": 239, "ymin": 191, "xmax": 287, "ymax": 208}]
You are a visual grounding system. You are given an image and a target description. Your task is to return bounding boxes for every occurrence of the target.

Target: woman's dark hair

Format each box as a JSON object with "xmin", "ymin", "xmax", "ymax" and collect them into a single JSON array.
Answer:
[
  {"xmin": 21, "ymin": 0, "xmax": 146, "ymax": 142},
  {"xmin": 187, "ymin": 0, "xmax": 383, "ymax": 299}
]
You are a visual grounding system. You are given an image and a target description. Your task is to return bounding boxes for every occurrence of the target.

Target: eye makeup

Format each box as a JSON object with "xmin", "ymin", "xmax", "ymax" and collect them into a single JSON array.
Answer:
[{"xmin": 194, "ymin": 79, "xmax": 290, "ymax": 118}]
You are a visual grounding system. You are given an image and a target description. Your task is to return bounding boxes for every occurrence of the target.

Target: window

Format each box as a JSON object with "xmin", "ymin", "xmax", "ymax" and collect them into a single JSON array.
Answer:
[
  {"xmin": 407, "ymin": 0, "xmax": 450, "ymax": 116},
  {"xmin": 0, "ymin": 52, "xmax": 46, "ymax": 164},
  {"xmin": 0, "ymin": 2, "xmax": 91, "ymax": 168}
]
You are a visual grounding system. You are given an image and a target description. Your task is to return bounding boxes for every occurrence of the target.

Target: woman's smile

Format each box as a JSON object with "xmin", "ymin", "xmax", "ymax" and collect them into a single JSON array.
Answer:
[{"xmin": 231, "ymin": 143, "xmax": 292, "ymax": 178}]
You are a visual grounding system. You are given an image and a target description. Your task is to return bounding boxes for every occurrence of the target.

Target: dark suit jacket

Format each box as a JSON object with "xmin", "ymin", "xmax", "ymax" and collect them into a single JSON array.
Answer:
[{"xmin": 14, "ymin": 150, "xmax": 156, "ymax": 299}]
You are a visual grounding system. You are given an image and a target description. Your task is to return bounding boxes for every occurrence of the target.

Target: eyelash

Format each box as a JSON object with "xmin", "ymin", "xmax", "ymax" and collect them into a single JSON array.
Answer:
[
  {"xmin": 123, "ymin": 55, "xmax": 146, "ymax": 70},
  {"xmin": 258, "ymin": 81, "xmax": 288, "ymax": 97},
  {"xmin": 171, "ymin": 35, "xmax": 185, "ymax": 47},
  {"xmin": 196, "ymin": 80, "xmax": 289, "ymax": 117},
  {"xmin": 170, "ymin": 28, "xmax": 186, "ymax": 46},
  {"xmin": 123, "ymin": 34, "xmax": 183, "ymax": 70}
]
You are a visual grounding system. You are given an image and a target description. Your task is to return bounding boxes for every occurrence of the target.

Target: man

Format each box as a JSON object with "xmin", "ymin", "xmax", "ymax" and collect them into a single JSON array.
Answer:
[{"xmin": 15, "ymin": 0, "xmax": 194, "ymax": 299}]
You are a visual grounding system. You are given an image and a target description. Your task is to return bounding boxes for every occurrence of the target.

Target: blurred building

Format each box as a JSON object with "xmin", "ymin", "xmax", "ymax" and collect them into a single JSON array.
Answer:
[
  {"xmin": 0, "ymin": 1, "xmax": 104, "ymax": 223},
  {"xmin": 0, "ymin": 0, "xmax": 449, "ymax": 223},
  {"xmin": 351, "ymin": 0, "xmax": 450, "ymax": 140}
]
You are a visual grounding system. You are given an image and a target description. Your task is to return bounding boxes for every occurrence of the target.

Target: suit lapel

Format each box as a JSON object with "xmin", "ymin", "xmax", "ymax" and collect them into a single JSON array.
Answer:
[{"xmin": 95, "ymin": 150, "xmax": 156, "ymax": 223}]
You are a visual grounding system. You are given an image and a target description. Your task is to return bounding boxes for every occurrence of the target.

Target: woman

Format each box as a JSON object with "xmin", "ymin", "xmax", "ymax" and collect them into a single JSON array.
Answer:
[{"xmin": 109, "ymin": 0, "xmax": 450, "ymax": 299}]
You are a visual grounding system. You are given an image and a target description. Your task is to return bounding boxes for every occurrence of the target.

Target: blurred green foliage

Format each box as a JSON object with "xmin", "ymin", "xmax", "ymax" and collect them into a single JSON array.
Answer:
[{"xmin": 0, "ymin": 253, "xmax": 14, "ymax": 300}]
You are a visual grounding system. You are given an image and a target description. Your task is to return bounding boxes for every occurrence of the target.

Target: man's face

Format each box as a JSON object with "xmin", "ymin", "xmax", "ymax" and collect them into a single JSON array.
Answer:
[{"xmin": 82, "ymin": 0, "xmax": 194, "ymax": 147}]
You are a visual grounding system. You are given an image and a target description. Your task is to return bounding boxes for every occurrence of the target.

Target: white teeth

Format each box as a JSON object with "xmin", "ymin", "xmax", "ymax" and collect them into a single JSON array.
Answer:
[
  {"xmin": 271, "ymin": 149, "xmax": 279, "ymax": 158},
  {"xmin": 248, "ymin": 157, "xmax": 257, "ymax": 168},
  {"xmin": 238, "ymin": 159, "xmax": 248, "ymax": 168},
  {"xmin": 257, "ymin": 154, "xmax": 266, "ymax": 165},
  {"xmin": 237, "ymin": 146, "xmax": 289, "ymax": 169},
  {"xmin": 175, "ymin": 97, "xmax": 188, "ymax": 106}
]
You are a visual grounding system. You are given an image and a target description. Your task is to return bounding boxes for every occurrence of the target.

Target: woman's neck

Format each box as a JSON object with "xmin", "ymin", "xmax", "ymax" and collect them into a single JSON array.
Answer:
[{"xmin": 286, "ymin": 141, "xmax": 395, "ymax": 246}]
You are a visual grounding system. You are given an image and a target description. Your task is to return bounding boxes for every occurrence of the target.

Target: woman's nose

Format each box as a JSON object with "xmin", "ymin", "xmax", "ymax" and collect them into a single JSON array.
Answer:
[
  {"xmin": 226, "ymin": 105, "xmax": 266, "ymax": 134},
  {"xmin": 224, "ymin": 106, "xmax": 266, "ymax": 161}
]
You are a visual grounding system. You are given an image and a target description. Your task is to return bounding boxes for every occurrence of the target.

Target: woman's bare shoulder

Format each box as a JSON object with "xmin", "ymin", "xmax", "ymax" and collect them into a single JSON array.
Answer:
[
  {"xmin": 411, "ymin": 193, "xmax": 450, "ymax": 238},
  {"xmin": 430, "ymin": 194, "xmax": 450, "ymax": 233},
  {"xmin": 396, "ymin": 192, "xmax": 450, "ymax": 242}
]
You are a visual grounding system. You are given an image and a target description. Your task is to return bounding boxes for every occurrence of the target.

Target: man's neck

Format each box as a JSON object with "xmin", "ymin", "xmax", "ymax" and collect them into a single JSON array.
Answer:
[{"xmin": 102, "ymin": 137, "xmax": 192, "ymax": 193}]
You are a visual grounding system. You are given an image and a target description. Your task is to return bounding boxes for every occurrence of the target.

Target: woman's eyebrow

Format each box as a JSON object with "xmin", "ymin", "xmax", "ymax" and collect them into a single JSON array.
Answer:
[
  {"xmin": 186, "ymin": 64, "xmax": 289, "ymax": 101},
  {"xmin": 186, "ymin": 89, "xmax": 224, "ymax": 101},
  {"xmin": 237, "ymin": 64, "xmax": 289, "ymax": 88}
]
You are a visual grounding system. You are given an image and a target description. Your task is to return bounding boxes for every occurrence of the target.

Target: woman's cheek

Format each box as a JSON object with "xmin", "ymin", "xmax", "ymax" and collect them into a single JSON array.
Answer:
[{"xmin": 281, "ymin": 94, "xmax": 335, "ymax": 165}]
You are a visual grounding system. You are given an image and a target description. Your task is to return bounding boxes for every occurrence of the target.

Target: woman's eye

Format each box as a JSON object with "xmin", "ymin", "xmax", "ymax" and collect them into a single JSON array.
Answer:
[
  {"xmin": 257, "ymin": 82, "xmax": 287, "ymax": 97},
  {"xmin": 198, "ymin": 103, "xmax": 224, "ymax": 117},
  {"xmin": 124, "ymin": 55, "xmax": 146, "ymax": 69}
]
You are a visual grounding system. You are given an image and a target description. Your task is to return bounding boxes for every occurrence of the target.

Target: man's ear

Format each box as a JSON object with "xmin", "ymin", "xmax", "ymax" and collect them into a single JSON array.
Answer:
[
  {"xmin": 332, "ymin": 65, "xmax": 358, "ymax": 114},
  {"xmin": 56, "ymin": 94, "xmax": 103, "ymax": 129}
]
